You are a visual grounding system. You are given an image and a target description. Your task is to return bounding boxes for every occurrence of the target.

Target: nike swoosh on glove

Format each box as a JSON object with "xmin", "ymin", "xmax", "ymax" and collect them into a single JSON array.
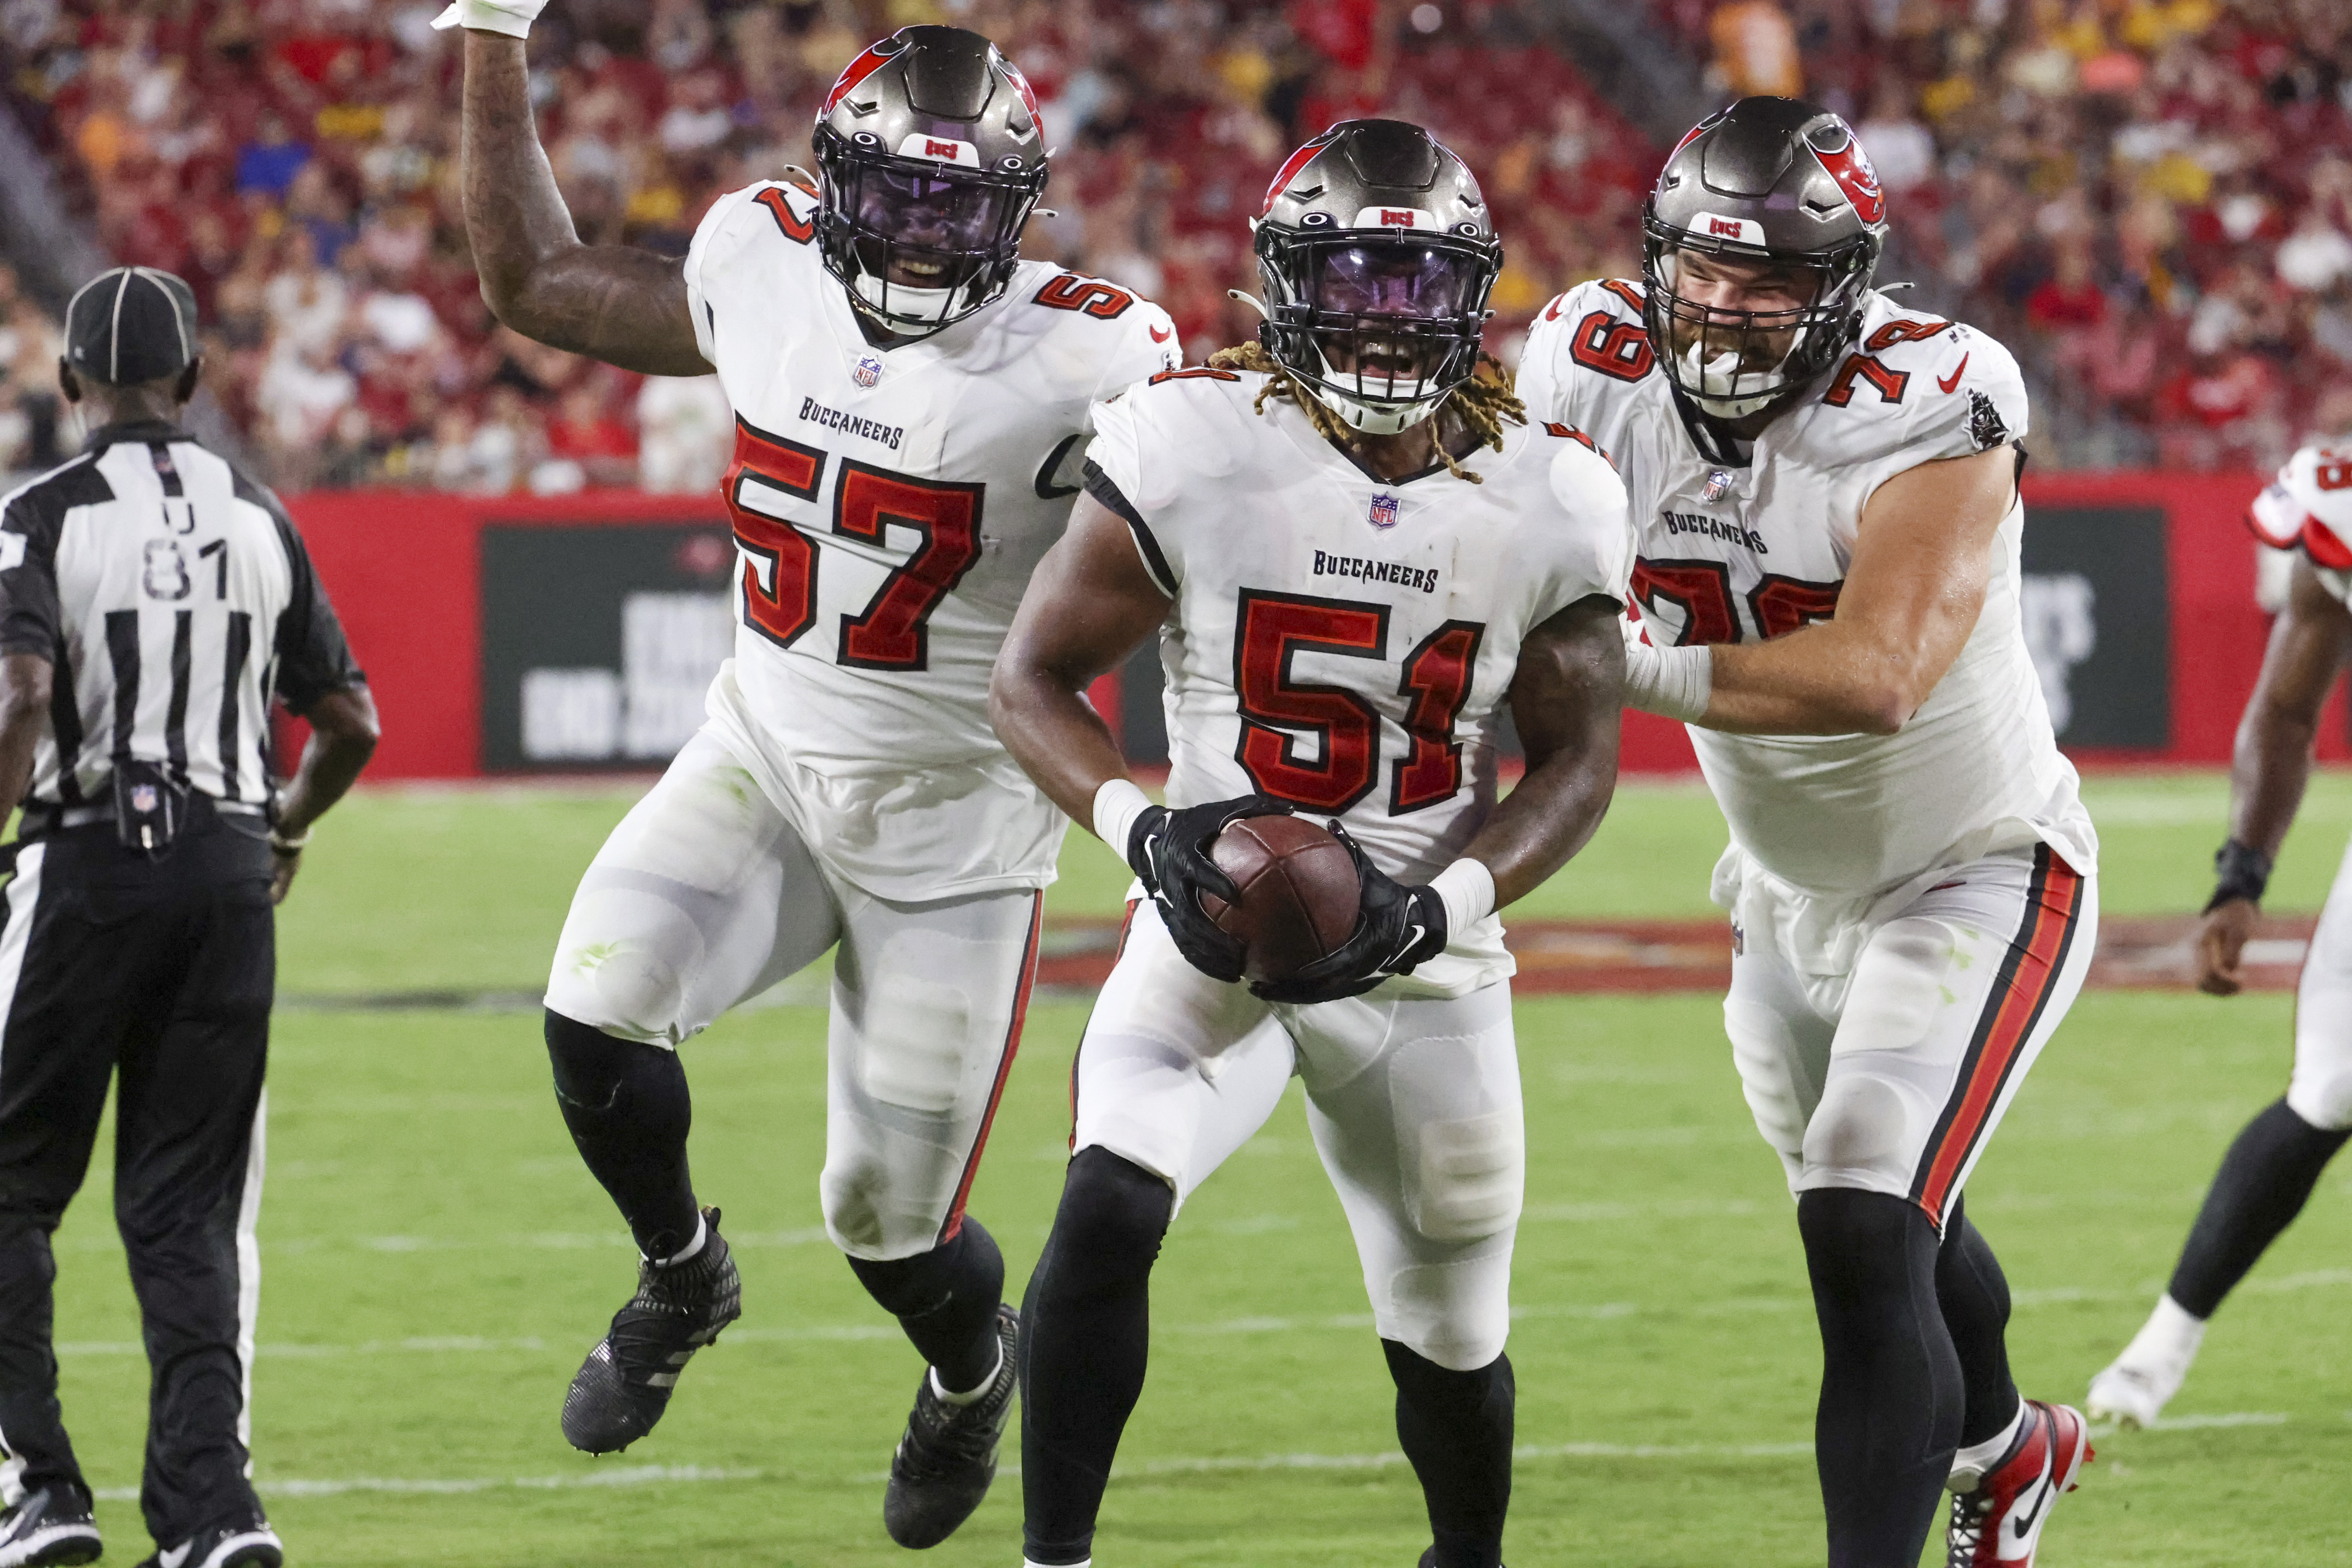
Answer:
[
  {"xmin": 1128, "ymin": 794, "xmax": 1296, "ymax": 983},
  {"xmin": 1250, "ymin": 821, "xmax": 1446, "ymax": 1004},
  {"xmin": 432, "ymin": 0, "xmax": 550, "ymax": 37}
]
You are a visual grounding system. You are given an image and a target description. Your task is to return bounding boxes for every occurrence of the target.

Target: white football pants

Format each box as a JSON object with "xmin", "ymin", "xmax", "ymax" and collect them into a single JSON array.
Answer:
[
  {"xmin": 1073, "ymin": 900, "xmax": 1523, "ymax": 1370},
  {"xmin": 1721, "ymin": 843, "xmax": 2097, "ymax": 1229},
  {"xmin": 2288, "ymin": 838, "xmax": 2352, "ymax": 1131},
  {"xmin": 544, "ymin": 729, "xmax": 1042, "ymax": 1260}
]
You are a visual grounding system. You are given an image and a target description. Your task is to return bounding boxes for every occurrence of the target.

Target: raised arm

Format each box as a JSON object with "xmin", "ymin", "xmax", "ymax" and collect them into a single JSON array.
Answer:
[
  {"xmin": 1471, "ymin": 594, "xmax": 1624, "ymax": 906},
  {"xmin": 988, "ymin": 492, "xmax": 1168, "ymax": 823},
  {"xmin": 459, "ymin": 31, "xmax": 708, "ymax": 375},
  {"xmin": 1679, "ymin": 444, "xmax": 2015, "ymax": 736},
  {"xmin": 2197, "ymin": 557, "xmax": 2352, "ymax": 993}
]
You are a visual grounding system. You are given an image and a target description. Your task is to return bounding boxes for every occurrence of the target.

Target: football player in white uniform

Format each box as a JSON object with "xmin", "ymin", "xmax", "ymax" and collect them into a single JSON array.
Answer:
[
  {"xmin": 2087, "ymin": 443, "xmax": 2352, "ymax": 1429},
  {"xmin": 1516, "ymin": 99, "xmax": 2098, "ymax": 1567},
  {"xmin": 447, "ymin": 7, "xmax": 1175, "ymax": 1544},
  {"xmin": 991, "ymin": 121, "xmax": 1628, "ymax": 1568}
]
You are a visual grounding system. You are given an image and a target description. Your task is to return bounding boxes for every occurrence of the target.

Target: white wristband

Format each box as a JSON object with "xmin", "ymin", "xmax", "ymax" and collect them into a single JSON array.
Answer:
[
  {"xmin": 1428, "ymin": 858, "xmax": 1496, "ymax": 939},
  {"xmin": 1624, "ymin": 635, "xmax": 1713, "ymax": 724},
  {"xmin": 431, "ymin": 0, "xmax": 548, "ymax": 38},
  {"xmin": 1091, "ymin": 778, "xmax": 1154, "ymax": 858}
]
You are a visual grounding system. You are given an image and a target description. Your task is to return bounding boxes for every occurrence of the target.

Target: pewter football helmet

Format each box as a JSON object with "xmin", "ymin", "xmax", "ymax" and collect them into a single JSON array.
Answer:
[
  {"xmin": 1641, "ymin": 97, "xmax": 1888, "ymax": 418},
  {"xmin": 812, "ymin": 26, "xmax": 1048, "ymax": 334},
  {"xmin": 1252, "ymin": 120, "xmax": 1502, "ymax": 436}
]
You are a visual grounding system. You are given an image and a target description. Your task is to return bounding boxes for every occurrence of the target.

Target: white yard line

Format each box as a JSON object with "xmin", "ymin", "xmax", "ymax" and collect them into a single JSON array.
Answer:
[
  {"xmin": 52, "ymin": 1268, "xmax": 2352, "ymax": 1363},
  {"xmin": 76, "ymin": 1413, "xmax": 2298, "ymax": 1503},
  {"xmin": 90, "ymin": 1464, "xmax": 766, "ymax": 1502}
]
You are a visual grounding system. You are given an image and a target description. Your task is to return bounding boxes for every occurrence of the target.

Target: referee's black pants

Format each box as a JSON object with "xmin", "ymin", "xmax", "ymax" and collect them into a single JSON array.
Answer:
[{"xmin": 0, "ymin": 810, "xmax": 272, "ymax": 1545}]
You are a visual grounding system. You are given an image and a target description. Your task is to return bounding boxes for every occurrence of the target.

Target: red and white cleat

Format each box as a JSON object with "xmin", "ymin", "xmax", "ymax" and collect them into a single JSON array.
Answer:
[{"xmin": 1947, "ymin": 1401, "xmax": 2093, "ymax": 1566}]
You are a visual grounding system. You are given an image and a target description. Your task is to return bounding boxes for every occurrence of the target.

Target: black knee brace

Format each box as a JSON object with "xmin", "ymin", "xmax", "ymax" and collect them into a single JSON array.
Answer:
[
  {"xmin": 545, "ymin": 1009, "xmax": 701, "ymax": 1259},
  {"xmin": 1037, "ymin": 1146, "xmax": 1173, "ymax": 1297}
]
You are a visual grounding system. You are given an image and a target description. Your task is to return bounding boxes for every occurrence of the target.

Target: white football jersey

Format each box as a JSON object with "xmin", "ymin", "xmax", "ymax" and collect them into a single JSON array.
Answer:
[
  {"xmin": 2250, "ymin": 440, "xmax": 2352, "ymax": 605},
  {"xmin": 1517, "ymin": 279, "xmax": 2096, "ymax": 898},
  {"xmin": 682, "ymin": 180, "xmax": 1178, "ymax": 897},
  {"xmin": 1087, "ymin": 368, "xmax": 1630, "ymax": 997}
]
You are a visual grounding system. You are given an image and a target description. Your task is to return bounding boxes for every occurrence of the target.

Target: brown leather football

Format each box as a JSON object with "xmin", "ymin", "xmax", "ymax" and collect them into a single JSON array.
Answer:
[{"xmin": 1199, "ymin": 815, "xmax": 1362, "ymax": 984}]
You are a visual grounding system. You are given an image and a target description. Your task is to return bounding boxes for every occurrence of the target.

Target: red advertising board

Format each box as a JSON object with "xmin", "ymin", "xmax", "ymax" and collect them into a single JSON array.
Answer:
[{"xmin": 287, "ymin": 472, "xmax": 2299, "ymax": 780}]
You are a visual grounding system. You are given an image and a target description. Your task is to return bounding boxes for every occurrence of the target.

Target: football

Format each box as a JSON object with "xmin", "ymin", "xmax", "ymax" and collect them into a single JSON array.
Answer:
[{"xmin": 1200, "ymin": 814, "xmax": 1362, "ymax": 984}]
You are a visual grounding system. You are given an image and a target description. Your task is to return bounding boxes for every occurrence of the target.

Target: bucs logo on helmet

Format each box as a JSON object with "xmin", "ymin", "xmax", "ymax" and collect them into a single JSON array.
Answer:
[
  {"xmin": 1639, "ymin": 97, "xmax": 1890, "ymax": 421},
  {"xmin": 1809, "ymin": 125, "xmax": 1885, "ymax": 228},
  {"xmin": 811, "ymin": 26, "xmax": 1051, "ymax": 336},
  {"xmin": 821, "ymin": 33, "xmax": 911, "ymax": 117}
]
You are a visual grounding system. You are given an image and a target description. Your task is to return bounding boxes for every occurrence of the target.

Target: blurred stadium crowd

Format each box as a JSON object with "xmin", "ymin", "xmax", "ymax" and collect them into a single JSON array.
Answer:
[{"xmin": 0, "ymin": 0, "xmax": 2347, "ymax": 489}]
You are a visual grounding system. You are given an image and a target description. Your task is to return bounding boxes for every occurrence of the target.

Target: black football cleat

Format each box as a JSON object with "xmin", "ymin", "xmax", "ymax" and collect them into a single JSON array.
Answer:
[
  {"xmin": 134, "ymin": 1515, "xmax": 281, "ymax": 1568},
  {"xmin": 561, "ymin": 1206, "xmax": 742, "ymax": 1454},
  {"xmin": 882, "ymin": 1302, "xmax": 1019, "ymax": 1548},
  {"xmin": 0, "ymin": 1485, "xmax": 100, "ymax": 1567}
]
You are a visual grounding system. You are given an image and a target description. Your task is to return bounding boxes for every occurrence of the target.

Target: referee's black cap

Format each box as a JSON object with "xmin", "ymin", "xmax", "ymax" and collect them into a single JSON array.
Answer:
[{"xmin": 64, "ymin": 266, "xmax": 200, "ymax": 387}]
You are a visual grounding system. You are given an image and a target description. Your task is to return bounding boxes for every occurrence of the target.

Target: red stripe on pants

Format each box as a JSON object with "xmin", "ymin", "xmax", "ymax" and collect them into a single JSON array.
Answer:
[
  {"xmin": 1913, "ymin": 855, "xmax": 2084, "ymax": 1224},
  {"xmin": 937, "ymin": 891, "xmax": 1044, "ymax": 1244}
]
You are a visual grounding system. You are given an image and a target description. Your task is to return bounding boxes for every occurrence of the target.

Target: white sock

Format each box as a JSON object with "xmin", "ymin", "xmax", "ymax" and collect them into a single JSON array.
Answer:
[
  {"xmin": 933, "ymin": 1342, "xmax": 1003, "ymax": 1406},
  {"xmin": 2124, "ymin": 1293, "xmax": 2208, "ymax": 1370},
  {"xmin": 1947, "ymin": 1401, "xmax": 2029, "ymax": 1493},
  {"xmin": 650, "ymin": 1214, "xmax": 708, "ymax": 1269}
]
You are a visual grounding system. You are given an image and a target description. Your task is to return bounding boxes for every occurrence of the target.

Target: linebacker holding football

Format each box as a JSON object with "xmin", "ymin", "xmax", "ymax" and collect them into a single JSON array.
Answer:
[
  {"xmin": 1516, "ymin": 98, "xmax": 2099, "ymax": 1567},
  {"xmin": 991, "ymin": 121, "xmax": 1629, "ymax": 1568},
  {"xmin": 446, "ymin": 4, "xmax": 1174, "ymax": 1548}
]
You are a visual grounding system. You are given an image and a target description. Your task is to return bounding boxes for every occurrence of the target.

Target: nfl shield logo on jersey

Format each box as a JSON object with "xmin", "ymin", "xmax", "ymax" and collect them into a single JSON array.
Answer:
[
  {"xmin": 1702, "ymin": 469, "xmax": 1734, "ymax": 503},
  {"xmin": 1368, "ymin": 492, "xmax": 1400, "ymax": 530},
  {"xmin": 852, "ymin": 353, "xmax": 885, "ymax": 389},
  {"xmin": 131, "ymin": 784, "xmax": 158, "ymax": 814}
]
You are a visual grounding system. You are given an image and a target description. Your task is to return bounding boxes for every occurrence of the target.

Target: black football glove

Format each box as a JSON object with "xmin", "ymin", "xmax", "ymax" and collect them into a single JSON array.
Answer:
[
  {"xmin": 1127, "ymin": 793, "xmax": 1296, "ymax": 983},
  {"xmin": 1250, "ymin": 821, "xmax": 1447, "ymax": 1005}
]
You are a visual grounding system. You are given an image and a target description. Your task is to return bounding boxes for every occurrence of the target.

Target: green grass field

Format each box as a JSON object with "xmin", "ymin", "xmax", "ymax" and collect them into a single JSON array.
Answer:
[{"xmin": 41, "ymin": 771, "xmax": 2352, "ymax": 1565}]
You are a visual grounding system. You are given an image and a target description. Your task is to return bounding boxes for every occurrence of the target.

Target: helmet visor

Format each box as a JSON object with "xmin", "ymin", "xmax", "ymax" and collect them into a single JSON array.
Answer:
[
  {"xmin": 1308, "ymin": 243, "xmax": 1483, "ymax": 319},
  {"xmin": 853, "ymin": 163, "xmax": 1020, "ymax": 254}
]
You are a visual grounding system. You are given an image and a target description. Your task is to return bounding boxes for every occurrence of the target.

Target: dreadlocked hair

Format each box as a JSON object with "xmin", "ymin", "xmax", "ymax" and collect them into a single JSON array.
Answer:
[{"xmin": 1204, "ymin": 340, "xmax": 1527, "ymax": 482}]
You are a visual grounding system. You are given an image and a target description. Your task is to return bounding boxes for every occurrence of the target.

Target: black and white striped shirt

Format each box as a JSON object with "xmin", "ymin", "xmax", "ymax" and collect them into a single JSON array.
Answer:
[{"xmin": 0, "ymin": 420, "xmax": 361, "ymax": 810}]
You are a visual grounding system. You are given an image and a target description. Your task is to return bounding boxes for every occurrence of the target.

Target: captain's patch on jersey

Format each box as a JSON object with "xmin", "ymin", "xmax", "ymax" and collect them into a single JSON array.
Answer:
[{"xmin": 1369, "ymin": 492, "xmax": 1400, "ymax": 530}]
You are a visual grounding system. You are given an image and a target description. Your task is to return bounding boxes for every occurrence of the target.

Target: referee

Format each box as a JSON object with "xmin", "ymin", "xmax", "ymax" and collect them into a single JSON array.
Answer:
[{"xmin": 0, "ymin": 269, "xmax": 376, "ymax": 1568}]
